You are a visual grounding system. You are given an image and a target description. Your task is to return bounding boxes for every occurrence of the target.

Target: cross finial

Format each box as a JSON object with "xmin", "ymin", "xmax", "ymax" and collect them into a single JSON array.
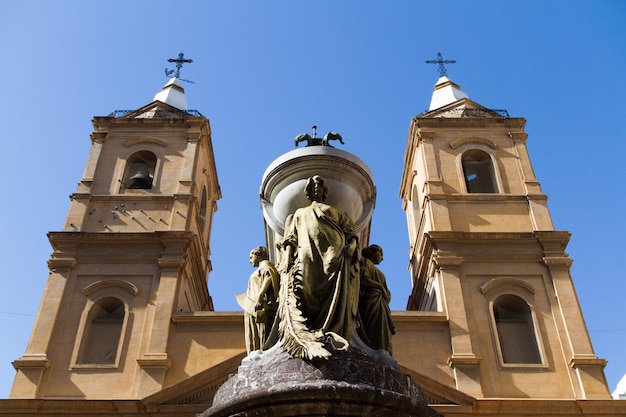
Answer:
[
  {"xmin": 425, "ymin": 52, "xmax": 456, "ymax": 77},
  {"xmin": 166, "ymin": 52, "xmax": 193, "ymax": 79}
]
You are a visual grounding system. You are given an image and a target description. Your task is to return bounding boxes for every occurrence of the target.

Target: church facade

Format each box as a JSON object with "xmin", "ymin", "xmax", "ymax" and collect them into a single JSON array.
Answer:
[{"xmin": 2, "ymin": 72, "xmax": 624, "ymax": 416}]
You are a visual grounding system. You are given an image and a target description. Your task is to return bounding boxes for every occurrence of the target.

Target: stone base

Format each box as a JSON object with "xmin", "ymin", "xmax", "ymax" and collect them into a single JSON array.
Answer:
[{"xmin": 202, "ymin": 347, "xmax": 441, "ymax": 417}]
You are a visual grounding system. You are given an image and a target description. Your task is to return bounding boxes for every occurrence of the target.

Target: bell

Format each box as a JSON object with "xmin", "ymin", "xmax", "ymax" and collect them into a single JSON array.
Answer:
[{"xmin": 128, "ymin": 166, "xmax": 153, "ymax": 189}]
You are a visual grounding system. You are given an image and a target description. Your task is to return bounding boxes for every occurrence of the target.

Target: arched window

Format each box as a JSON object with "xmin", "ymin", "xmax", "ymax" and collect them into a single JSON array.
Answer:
[
  {"xmin": 123, "ymin": 151, "xmax": 157, "ymax": 189},
  {"xmin": 76, "ymin": 297, "xmax": 125, "ymax": 365},
  {"xmin": 198, "ymin": 186, "xmax": 207, "ymax": 231},
  {"xmin": 462, "ymin": 150, "xmax": 497, "ymax": 193},
  {"xmin": 411, "ymin": 184, "xmax": 420, "ymax": 230},
  {"xmin": 493, "ymin": 295, "xmax": 541, "ymax": 364}
]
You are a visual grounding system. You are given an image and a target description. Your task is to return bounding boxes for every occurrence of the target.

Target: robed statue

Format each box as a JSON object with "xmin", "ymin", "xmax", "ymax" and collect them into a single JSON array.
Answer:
[
  {"xmin": 275, "ymin": 175, "xmax": 360, "ymax": 359},
  {"xmin": 359, "ymin": 244, "xmax": 395, "ymax": 354},
  {"xmin": 237, "ymin": 246, "xmax": 280, "ymax": 354}
]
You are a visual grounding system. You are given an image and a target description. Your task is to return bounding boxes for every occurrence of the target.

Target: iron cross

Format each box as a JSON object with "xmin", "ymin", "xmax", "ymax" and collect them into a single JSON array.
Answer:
[
  {"xmin": 167, "ymin": 52, "xmax": 193, "ymax": 78},
  {"xmin": 425, "ymin": 52, "xmax": 456, "ymax": 77}
]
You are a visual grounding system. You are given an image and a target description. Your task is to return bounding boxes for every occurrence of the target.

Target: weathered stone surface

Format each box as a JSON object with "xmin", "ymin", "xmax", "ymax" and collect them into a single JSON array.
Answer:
[{"xmin": 202, "ymin": 347, "xmax": 441, "ymax": 417}]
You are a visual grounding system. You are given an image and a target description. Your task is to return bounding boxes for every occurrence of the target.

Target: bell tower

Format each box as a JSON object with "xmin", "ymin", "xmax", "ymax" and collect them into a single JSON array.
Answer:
[
  {"xmin": 11, "ymin": 75, "xmax": 221, "ymax": 399},
  {"xmin": 399, "ymin": 74, "xmax": 609, "ymax": 399}
]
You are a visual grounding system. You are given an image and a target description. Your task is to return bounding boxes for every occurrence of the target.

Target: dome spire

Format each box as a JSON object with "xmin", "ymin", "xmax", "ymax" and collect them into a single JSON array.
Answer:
[
  {"xmin": 154, "ymin": 78, "xmax": 188, "ymax": 110},
  {"xmin": 154, "ymin": 52, "xmax": 194, "ymax": 110},
  {"xmin": 424, "ymin": 52, "xmax": 468, "ymax": 110},
  {"xmin": 428, "ymin": 76, "xmax": 469, "ymax": 110}
]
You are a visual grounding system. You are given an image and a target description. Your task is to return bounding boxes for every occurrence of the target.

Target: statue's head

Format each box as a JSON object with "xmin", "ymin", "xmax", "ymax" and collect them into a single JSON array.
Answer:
[
  {"xmin": 304, "ymin": 175, "xmax": 329, "ymax": 202},
  {"xmin": 249, "ymin": 246, "xmax": 269, "ymax": 266},
  {"xmin": 362, "ymin": 244, "xmax": 383, "ymax": 264}
]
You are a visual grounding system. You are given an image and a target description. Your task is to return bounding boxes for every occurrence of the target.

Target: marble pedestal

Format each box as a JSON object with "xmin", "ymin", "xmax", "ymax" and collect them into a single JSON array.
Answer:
[{"xmin": 201, "ymin": 347, "xmax": 441, "ymax": 417}]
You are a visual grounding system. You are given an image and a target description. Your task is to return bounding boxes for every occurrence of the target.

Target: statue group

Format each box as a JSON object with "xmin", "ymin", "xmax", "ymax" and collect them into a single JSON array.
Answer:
[{"xmin": 238, "ymin": 175, "xmax": 395, "ymax": 360}]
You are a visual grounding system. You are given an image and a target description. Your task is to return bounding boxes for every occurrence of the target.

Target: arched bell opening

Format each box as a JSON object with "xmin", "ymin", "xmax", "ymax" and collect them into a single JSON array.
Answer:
[{"xmin": 123, "ymin": 151, "xmax": 157, "ymax": 190}]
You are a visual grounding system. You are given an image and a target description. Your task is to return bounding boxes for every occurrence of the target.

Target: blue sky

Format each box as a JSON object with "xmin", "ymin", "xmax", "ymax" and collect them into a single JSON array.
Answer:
[{"xmin": 0, "ymin": 1, "xmax": 625, "ymax": 398}]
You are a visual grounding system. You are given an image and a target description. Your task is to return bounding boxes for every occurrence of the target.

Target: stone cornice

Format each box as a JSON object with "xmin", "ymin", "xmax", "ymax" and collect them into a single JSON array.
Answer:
[
  {"xmin": 48, "ymin": 230, "xmax": 195, "ymax": 242},
  {"xmin": 171, "ymin": 311, "xmax": 244, "ymax": 324},
  {"xmin": 12, "ymin": 354, "xmax": 50, "ymax": 370},
  {"xmin": 390, "ymin": 311, "xmax": 448, "ymax": 323},
  {"xmin": 158, "ymin": 257, "xmax": 186, "ymax": 269},
  {"xmin": 93, "ymin": 115, "xmax": 190, "ymax": 127},
  {"xmin": 0, "ymin": 398, "xmax": 623, "ymax": 416},
  {"xmin": 427, "ymin": 193, "xmax": 547, "ymax": 202},
  {"xmin": 434, "ymin": 255, "xmax": 464, "ymax": 267},
  {"xmin": 137, "ymin": 353, "xmax": 171, "ymax": 369},
  {"xmin": 47, "ymin": 256, "xmax": 77, "ymax": 270},
  {"xmin": 427, "ymin": 231, "xmax": 537, "ymax": 243},
  {"xmin": 569, "ymin": 354, "xmax": 608, "ymax": 369},
  {"xmin": 46, "ymin": 231, "xmax": 197, "ymax": 264},
  {"xmin": 413, "ymin": 116, "xmax": 526, "ymax": 131},
  {"xmin": 536, "ymin": 230, "xmax": 571, "ymax": 253},
  {"xmin": 543, "ymin": 256, "xmax": 573, "ymax": 268},
  {"xmin": 447, "ymin": 353, "xmax": 481, "ymax": 367},
  {"xmin": 433, "ymin": 399, "xmax": 626, "ymax": 415},
  {"xmin": 417, "ymin": 231, "xmax": 575, "ymax": 266}
]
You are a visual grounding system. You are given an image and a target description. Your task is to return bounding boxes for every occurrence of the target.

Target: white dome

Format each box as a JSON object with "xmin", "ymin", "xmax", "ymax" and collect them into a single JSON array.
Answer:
[{"xmin": 260, "ymin": 144, "xmax": 376, "ymax": 259}]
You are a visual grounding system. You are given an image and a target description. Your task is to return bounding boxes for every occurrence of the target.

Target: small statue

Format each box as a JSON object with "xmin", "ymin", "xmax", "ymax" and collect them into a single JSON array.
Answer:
[
  {"xmin": 294, "ymin": 133, "xmax": 314, "ymax": 147},
  {"xmin": 277, "ymin": 175, "xmax": 360, "ymax": 359},
  {"xmin": 237, "ymin": 246, "xmax": 280, "ymax": 354},
  {"xmin": 322, "ymin": 132, "xmax": 344, "ymax": 146},
  {"xmin": 294, "ymin": 130, "xmax": 344, "ymax": 147},
  {"xmin": 359, "ymin": 245, "xmax": 395, "ymax": 354}
]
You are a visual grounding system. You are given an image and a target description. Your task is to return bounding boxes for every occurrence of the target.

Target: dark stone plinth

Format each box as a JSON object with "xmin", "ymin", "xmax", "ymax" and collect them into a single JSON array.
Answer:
[{"xmin": 201, "ymin": 347, "xmax": 442, "ymax": 417}]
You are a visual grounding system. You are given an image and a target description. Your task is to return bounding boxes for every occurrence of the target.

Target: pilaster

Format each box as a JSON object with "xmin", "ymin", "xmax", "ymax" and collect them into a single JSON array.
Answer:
[
  {"xmin": 135, "ymin": 353, "xmax": 172, "ymax": 399},
  {"xmin": 134, "ymin": 233, "xmax": 190, "ymax": 397},
  {"xmin": 10, "ymin": 236, "xmax": 78, "ymax": 398},
  {"xmin": 9, "ymin": 355, "xmax": 50, "ymax": 398},
  {"xmin": 543, "ymin": 257, "xmax": 609, "ymax": 397},
  {"xmin": 78, "ymin": 132, "xmax": 106, "ymax": 192},
  {"xmin": 436, "ymin": 254, "xmax": 483, "ymax": 397}
]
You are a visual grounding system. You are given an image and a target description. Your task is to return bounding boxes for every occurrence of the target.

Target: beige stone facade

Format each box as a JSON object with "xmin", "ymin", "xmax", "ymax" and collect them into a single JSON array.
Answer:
[
  {"xmin": 398, "ymin": 96, "xmax": 609, "ymax": 401},
  {"xmin": 2, "ymin": 80, "xmax": 624, "ymax": 416},
  {"xmin": 9, "ymin": 96, "xmax": 223, "ymax": 401}
]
